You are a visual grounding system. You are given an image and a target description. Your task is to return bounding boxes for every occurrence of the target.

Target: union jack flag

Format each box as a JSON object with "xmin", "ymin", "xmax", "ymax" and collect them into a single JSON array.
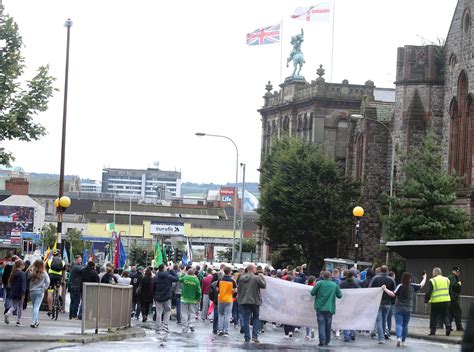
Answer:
[{"xmin": 246, "ymin": 24, "xmax": 281, "ymax": 46}]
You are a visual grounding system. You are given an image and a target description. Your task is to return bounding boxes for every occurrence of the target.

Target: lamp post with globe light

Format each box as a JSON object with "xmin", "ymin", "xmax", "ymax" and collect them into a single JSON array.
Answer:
[
  {"xmin": 352, "ymin": 206, "xmax": 364, "ymax": 268},
  {"xmin": 56, "ymin": 18, "xmax": 73, "ymax": 244}
]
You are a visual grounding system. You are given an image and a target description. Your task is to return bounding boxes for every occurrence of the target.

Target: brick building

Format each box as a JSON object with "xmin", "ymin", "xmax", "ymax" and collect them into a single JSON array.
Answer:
[{"xmin": 258, "ymin": 0, "xmax": 474, "ymax": 264}]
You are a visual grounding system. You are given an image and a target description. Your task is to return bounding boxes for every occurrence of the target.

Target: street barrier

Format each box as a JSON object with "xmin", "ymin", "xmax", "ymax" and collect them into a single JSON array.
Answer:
[
  {"xmin": 81, "ymin": 283, "xmax": 133, "ymax": 334},
  {"xmin": 413, "ymin": 293, "xmax": 473, "ymax": 319}
]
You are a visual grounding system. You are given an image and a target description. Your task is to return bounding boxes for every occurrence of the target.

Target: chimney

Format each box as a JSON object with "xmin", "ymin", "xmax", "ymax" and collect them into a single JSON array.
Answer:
[{"xmin": 5, "ymin": 177, "xmax": 29, "ymax": 196}]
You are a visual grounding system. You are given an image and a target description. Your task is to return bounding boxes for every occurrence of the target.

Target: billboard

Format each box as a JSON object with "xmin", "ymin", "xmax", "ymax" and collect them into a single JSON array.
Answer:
[
  {"xmin": 150, "ymin": 221, "xmax": 184, "ymax": 236},
  {"xmin": 219, "ymin": 187, "xmax": 235, "ymax": 196}
]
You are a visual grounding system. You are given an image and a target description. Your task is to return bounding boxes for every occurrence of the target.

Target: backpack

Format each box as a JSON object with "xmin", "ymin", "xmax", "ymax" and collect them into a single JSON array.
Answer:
[{"xmin": 50, "ymin": 257, "xmax": 63, "ymax": 272}]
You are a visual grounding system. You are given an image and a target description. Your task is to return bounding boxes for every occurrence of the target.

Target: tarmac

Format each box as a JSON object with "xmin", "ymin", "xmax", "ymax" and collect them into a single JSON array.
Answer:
[{"xmin": 0, "ymin": 297, "xmax": 465, "ymax": 346}]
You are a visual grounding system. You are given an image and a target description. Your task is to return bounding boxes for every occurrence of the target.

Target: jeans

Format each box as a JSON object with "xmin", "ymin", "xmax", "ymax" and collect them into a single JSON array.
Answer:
[
  {"xmin": 201, "ymin": 294, "xmax": 210, "ymax": 320},
  {"xmin": 316, "ymin": 310, "xmax": 333, "ymax": 345},
  {"xmin": 30, "ymin": 290, "xmax": 44, "ymax": 324},
  {"xmin": 376, "ymin": 304, "xmax": 391, "ymax": 341},
  {"xmin": 394, "ymin": 308, "xmax": 411, "ymax": 342},
  {"xmin": 213, "ymin": 302, "xmax": 219, "ymax": 333},
  {"xmin": 6, "ymin": 298, "xmax": 23, "ymax": 322},
  {"xmin": 3, "ymin": 287, "xmax": 11, "ymax": 315},
  {"xmin": 155, "ymin": 299, "xmax": 171, "ymax": 330},
  {"xmin": 343, "ymin": 329, "xmax": 356, "ymax": 341},
  {"xmin": 69, "ymin": 287, "xmax": 81, "ymax": 319},
  {"xmin": 175, "ymin": 294, "xmax": 181, "ymax": 323},
  {"xmin": 181, "ymin": 303, "xmax": 197, "ymax": 331},
  {"xmin": 238, "ymin": 303, "xmax": 244, "ymax": 328},
  {"xmin": 232, "ymin": 301, "xmax": 239, "ymax": 325},
  {"xmin": 218, "ymin": 302, "xmax": 232, "ymax": 332},
  {"xmin": 242, "ymin": 304, "xmax": 260, "ymax": 341},
  {"xmin": 387, "ymin": 304, "xmax": 394, "ymax": 333}
]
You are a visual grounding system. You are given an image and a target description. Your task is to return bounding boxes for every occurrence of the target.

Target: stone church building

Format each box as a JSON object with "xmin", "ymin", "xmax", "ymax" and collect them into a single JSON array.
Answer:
[{"xmin": 257, "ymin": 0, "xmax": 474, "ymax": 263}]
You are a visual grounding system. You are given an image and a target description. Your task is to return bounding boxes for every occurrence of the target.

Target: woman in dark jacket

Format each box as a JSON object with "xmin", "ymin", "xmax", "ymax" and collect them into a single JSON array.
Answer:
[
  {"xmin": 100, "ymin": 265, "xmax": 118, "ymax": 284},
  {"xmin": 4, "ymin": 259, "xmax": 26, "ymax": 326},
  {"xmin": 139, "ymin": 268, "xmax": 154, "ymax": 322}
]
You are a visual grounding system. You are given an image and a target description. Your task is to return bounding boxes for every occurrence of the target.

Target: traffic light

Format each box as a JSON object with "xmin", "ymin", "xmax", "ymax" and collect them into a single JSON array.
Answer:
[{"xmin": 175, "ymin": 248, "xmax": 182, "ymax": 263}]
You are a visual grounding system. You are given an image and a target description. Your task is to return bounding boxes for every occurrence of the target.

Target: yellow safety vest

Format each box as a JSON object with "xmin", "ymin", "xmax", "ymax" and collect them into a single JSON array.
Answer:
[
  {"xmin": 429, "ymin": 275, "xmax": 451, "ymax": 303},
  {"xmin": 48, "ymin": 258, "xmax": 65, "ymax": 276}
]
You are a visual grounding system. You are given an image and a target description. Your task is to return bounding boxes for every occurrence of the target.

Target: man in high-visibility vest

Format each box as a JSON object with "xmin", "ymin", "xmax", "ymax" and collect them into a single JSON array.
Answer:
[
  {"xmin": 46, "ymin": 249, "xmax": 65, "ymax": 315},
  {"xmin": 424, "ymin": 267, "xmax": 452, "ymax": 336}
]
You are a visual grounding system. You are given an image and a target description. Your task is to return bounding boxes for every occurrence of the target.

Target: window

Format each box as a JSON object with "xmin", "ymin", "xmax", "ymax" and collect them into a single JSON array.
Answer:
[
  {"xmin": 449, "ymin": 71, "xmax": 472, "ymax": 185},
  {"xmin": 463, "ymin": 9, "xmax": 471, "ymax": 35}
]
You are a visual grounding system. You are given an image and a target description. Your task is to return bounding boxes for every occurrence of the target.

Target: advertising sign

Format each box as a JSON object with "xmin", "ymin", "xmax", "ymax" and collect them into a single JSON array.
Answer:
[
  {"xmin": 222, "ymin": 196, "xmax": 233, "ymax": 202},
  {"xmin": 219, "ymin": 187, "xmax": 235, "ymax": 196},
  {"xmin": 150, "ymin": 222, "xmax": 184, "ymax": 236}
]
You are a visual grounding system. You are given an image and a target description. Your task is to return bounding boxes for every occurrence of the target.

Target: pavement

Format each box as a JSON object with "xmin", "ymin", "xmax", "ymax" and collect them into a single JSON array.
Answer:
[
  {"xmin": 0, "ymin": 300, "xmax": 145, "ymax": 344},
  {"xmin": 0, "ymin": 296, "xmax": 465, "ymax": 350}
]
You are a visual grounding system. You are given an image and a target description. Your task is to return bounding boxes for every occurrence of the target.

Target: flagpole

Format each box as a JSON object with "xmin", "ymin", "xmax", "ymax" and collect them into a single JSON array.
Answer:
[
  {"xmin": 330, "ymin": 0, "xmax": 336, "ymax": 82},
  {"xmin": 279, "ymin": 19, "xmax": 283, "ymax": 83}
]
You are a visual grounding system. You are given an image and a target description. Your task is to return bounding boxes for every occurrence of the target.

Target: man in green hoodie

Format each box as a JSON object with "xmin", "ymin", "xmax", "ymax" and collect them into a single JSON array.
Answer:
[
  {"xmin": 179, "ymin": 268, "xmax": 202, "ymax": 334},
  {"xmin": 311, "ymin": 271, "xmax": 343, "ymax": 347}
]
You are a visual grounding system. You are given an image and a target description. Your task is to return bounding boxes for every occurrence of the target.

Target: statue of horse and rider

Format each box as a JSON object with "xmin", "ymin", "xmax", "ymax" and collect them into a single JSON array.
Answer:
[{"xmin": 287, "ymin": 28, "xmax": 305, "ymax": 77}]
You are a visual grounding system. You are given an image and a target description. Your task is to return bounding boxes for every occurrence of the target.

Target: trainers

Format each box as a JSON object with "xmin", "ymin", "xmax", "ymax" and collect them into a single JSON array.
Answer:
[
  {"xmin": 284, "ymin": 335, "xmax": 290, "ymax": 339},
  {"xmin": 272, "ymin": 323, "xmax": 277, "ymax": 330},
  {"xmin": 190, "ymin": 326, "xmax": 195, "ymax": 332},
  {"xmin": 397, "ymin": 338, "xmax": 401, "ymax": 347},
  {"xmin": 252, "ymin": 337, "xmax": 260, "ymax": 344},
  {"xmin": 305, "ymin": 336, "xmax": 310, "ymax": 340},
  {"xmin": 15, "ymin": 322, "xmax": 23, "ymax": 327},
  {"xmin": 4, "ymin": 314, "xmax": 9, "ymax": 324},
  {"xmin": 289, "ymin": 332, "xmax": 293, "ymax": 338},
  {"xmin": 311, "ymin": 329, "xmax": 315, "ymax": 339},
  {"xmin": 223, "ymin": 332, "xmax": 229, "ymax": 337},
  {"xmin": 163, "ymin": 326, "xmax": 169, "ymax": 333},
  {"xmin": 218, "ymin": 330, "xmax": 224, "ymax": 336}
]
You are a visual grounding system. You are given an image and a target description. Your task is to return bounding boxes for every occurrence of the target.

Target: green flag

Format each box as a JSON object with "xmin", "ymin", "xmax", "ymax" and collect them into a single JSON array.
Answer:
[
  {"xmin": 106, "ymin": 223, "xmax": 115, "ymax": 231},
  {"xmin": 154, "ymin": 242, "xmax": 163, "ymax": 266}
]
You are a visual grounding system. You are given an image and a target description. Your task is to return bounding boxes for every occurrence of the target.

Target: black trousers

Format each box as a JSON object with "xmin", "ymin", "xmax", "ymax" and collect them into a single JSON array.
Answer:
[
  {"xmin": 449, "ymin": 298, "xmax": 463, "ymax": 329},
  {"xmin": 430, "ymin": 302, "xmax": 451, "ymax": 333}
]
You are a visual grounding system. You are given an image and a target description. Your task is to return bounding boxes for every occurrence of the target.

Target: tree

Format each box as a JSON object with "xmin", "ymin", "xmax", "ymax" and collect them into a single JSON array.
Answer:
[
  {"xmin": 217, "ymin": 238, "xmax": 257, "ymax": 262},
  {"xmin": 66, "ymin": 228, "xmax": 83, "ymax": 257},
  {"xmin": 129, "ymin": 245, "xmax": 149, "ymax": 267},
  {"xmin": 0, "ymin": 15, "xmax": 56, "ymax": 165},
  {"xmin": 383, "ymin": 131, "xmax": 471, "ymax": 241},
  {"xmin": 258, "ymin": 138, "xmax": 360, "ymax": 270},
  {"xmin": 40, "ymin": 224, "xmax": 57, "ymax": 249}
]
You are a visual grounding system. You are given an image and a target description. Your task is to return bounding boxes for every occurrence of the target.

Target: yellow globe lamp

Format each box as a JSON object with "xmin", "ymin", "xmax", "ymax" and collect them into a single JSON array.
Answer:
[
  {"xmin": 54, "ymin": 198, "xmax": 60, "ymax": 208},
  {"xmin": 58, "ymin": 196, "xmax": 71, "ymax": 209},
  {"xmin": 353, "ymin": 206, "xmax": 364, "ymax": 218}
]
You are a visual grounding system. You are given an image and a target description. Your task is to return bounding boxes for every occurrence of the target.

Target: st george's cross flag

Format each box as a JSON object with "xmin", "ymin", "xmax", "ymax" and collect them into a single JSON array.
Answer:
[
  {"xmin": 291, "ymin": 3, "xmax": 331, "ymax": 22},
  {"xmin": 246, "ymin": 24, "xmax": 281, "ymax": 46}
]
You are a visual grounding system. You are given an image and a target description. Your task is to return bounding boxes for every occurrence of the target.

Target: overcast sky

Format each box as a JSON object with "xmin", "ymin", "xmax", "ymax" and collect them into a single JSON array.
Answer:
[{"xmin": 2, "ymin": 0, "xmax": 457, "ymax": 184}]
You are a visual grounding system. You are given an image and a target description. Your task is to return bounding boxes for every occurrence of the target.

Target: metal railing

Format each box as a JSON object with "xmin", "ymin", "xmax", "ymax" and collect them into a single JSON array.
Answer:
[
  {"xmin": 81, "ymin": 282, "xmax": 133, "ymax": 334},
  {"xmin": 413, "ymin": 293, "xmax": 473, "ymax": 319}
]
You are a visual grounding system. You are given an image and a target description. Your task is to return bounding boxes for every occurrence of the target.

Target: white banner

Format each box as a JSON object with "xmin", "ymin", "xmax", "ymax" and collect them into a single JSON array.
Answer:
[
  {"xmin": 150, "ymin": 221, "xmax": 184, "ymax": 236},
  {"xmin": 260, "ymin": 277, "xmax": 383, "ymax": 330}
]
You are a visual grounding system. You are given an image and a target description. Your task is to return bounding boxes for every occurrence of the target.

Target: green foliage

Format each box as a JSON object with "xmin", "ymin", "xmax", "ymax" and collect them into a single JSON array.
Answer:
[
  {"xmin": 0, "ymin": 15, "xmax": 56, "ymax": 166},
  {"xmin": 66, "ymin": 228, "xmax": 83, "ymax": 257},
  {"xmin": 41, "ymin": 224, "xmax": 57, "ymax": 248},
  {"xmin": 258, "ymin": 138, "xmax": 360, "ymax": 270},
  {"xmin": 217, "ymin": 238, "xmax": 257, "ymax": 262},
  {"xmin": 384, "ymin": 131, "xmax": 470, "ymax": 241},
  {"xmin": 129, "ymin": 246, "xmax": 150, "ymax": 267}
]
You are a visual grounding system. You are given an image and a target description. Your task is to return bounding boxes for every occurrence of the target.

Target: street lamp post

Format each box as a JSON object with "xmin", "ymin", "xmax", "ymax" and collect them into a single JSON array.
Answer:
[
  {"xmin": 350, "ymin": 114, "xmax": 395, "ymax": 228},
  {"xmin": 239, "ymin": 163, "xmax": 246, "ymax": 263},
  {"xmin": 352, "ymin": 206, "xmax": 364, "ymax": 268},
  {"xmin": 57, "ymin": 18, "xmax": 73, "ymax": 245},
  {"xmin": 196, "ymin": 132, "xmax": 239, "ymax": 263}
]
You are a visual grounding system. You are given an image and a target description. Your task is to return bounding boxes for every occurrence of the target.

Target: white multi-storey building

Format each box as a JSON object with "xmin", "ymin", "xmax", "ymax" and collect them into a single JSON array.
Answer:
[{"xmin": 101, "ymin": 167, "xmax": 181, "ymax": 199}]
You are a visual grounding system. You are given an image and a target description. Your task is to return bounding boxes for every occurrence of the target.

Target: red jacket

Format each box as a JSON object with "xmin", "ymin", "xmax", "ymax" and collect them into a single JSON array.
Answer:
[{"xmin": 201, "ymin": 274, "xmax": 213, "ymax": 295}]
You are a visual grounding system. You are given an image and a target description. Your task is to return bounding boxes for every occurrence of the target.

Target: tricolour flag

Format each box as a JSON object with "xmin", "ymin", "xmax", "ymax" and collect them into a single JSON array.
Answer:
[
  {"xmin": 291, "ymin": 3, "xmax": 331, "ymax": 22},
  {"xmin": 246, "ymin": 24, "xmax": 280, "ymax": 46},
  {"xmin": 63, "ymin": 245, "xmax": 69, "ymax": 264},
  {"xmin": 44, "ymin": 246, "xmax": 51, "ymax": 262},
  {"xmin": 105, "ymin": 223, "xmax": 115, "ymax": 232}
]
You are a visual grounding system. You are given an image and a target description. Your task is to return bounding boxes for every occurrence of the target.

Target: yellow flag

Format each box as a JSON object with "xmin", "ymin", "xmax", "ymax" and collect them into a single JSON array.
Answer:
[
  {"xmin": 52, "ymin": 240, "xmax": 58, "ymax": 251},
  {"xmin": 44, "ymin": 246, "xmax": 51, "ymax": 262}
]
